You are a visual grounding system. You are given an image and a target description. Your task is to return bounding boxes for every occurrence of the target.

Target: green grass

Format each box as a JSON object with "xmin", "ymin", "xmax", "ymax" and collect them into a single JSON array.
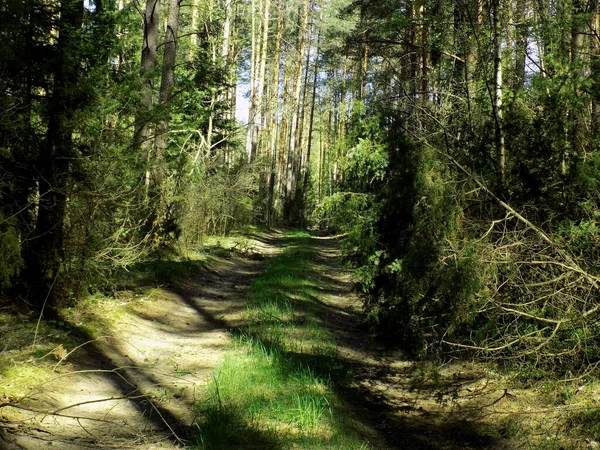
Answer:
[
  {"xmin": 0, "ymin": 310, "xmax": 76, "ymax": 398},
  {"xmin": 193, "ymin": 232, "xmax": 372, "ymax": 449}
]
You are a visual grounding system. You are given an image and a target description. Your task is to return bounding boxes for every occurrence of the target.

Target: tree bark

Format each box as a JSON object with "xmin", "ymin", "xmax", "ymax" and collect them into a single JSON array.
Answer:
[
  {"xmin": 592, "ymin": 2, "xmax": 600, "ymax": 135},
  {"xmin": 513, "ymin": 0, "xmax": 527, "ymax": 91},
  {"xmin": 151, "ymin": 0, "xmax": 181, "ymax": 198},
  {"xmin": 266, "ymin": 0, "xmax": 284, "ymax": 224},
  {"xmin": 25, "ymin": 0, "xmax": 84, "ymax": 308},
  {"xmin": 284, "ymin": 0, "xmax": 310, "ymax": 222},
  {"xmin": 245, "ymin": 0, "xmax": 259, "ymax": 161},
  {"xmin": 301, "ymin": 34, "xmax": 320, "ymax": 224},
  {"xmin": 134, "ymin": 0, "xmax": 160, "ymax": 181},
  {"xmin": 567, "ymin": 0, "xmax": 586, "ymax": 164},
  {"xmin": 492, "ymin": 0, "xmax": 506, "ymax": 192},
  {"xmin": 252, "ymin": 0, "xmax": 271, "ymax": 161}
]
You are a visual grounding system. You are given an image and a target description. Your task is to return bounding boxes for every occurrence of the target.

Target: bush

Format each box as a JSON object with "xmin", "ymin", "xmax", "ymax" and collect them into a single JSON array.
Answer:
[
  {"xmin": 363, "ymin": 142, "xmax": 484, "ymax": 355},
  {"xmin": 179, "ymin": 148, "xmax": 262, "ymax": 249}
]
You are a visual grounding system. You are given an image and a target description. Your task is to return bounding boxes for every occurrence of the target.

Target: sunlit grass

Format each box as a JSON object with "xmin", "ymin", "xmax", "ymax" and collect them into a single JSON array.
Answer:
[
  {"xmin": 0, "ymin": 311, "xmax": 74, "ymax": 399},
  {"xmin": 194, "ymin": 233, "xmax": 372, "ymax": 449}
]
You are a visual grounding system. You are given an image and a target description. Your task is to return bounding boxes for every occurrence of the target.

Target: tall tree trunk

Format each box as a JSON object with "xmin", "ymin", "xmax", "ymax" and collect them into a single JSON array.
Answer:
[
  {"xmin": 418, "ymin": 0, "xmax": 428, "ymax": 106},
  {"xmin": 26, "ymin": 0, "xmax": 84, "ymax": 308},
  {"xmin": 333, "ymin": 58, "xmax": 348, "ymax": 185},
  {"xmin": 284, "ymin": 0, "xmax": 310, "ymax": 222},
  {"xmin": 301, "ymin": 35, "xmax": 320, "ymax": 224},
  {"xmin": 492, "ymin": 0, "xmax": 506, "ymax": 192},
  {"xmin": 408, "ymin": 1, "xmax": 418, "ymax": 103},
  {"xmin": 513, "ymin": 0, "xmax": 527, "ymax": 91},
  {"xmin": 591, "ymin": 2, "xmax": 600, "ymax": 135},
  {"xmin": 134, "ymin": 0, "xmax": 160, "ymax": 184},
  {"xmin": 191, "ymin": 0, "xmax": 200, "ymax": 51},
  {"xmin": 246, "ymin": 0, "xmax": 259, "ymax": 161},
  {"xmin": 266, "ymin": 0, "xmax": 284, "ymax": 224},
  {"xmin": 567, "ymin": 0, "xmax": 585, "ymax": 164},
  {"xmin": 220, "ymin": 0, "xmax": 237, "ymax": 165},
  {"xmin": 252, "ymin": 0, "xmax": 271, "ymax": 161},
  {"xmin": 151, "ymin": 0, "xmax": 181, "ymax": 200},
  {"xmin": 357, "ymin": 3, "xmax": 369, "ymax": 101},
  {"xmin": 298, "ymin": 26, "xmax": 314, "ymax": 174},
  {"xmin": 276, "ymin": 45, "xmax": 292, "ymax": 209}
]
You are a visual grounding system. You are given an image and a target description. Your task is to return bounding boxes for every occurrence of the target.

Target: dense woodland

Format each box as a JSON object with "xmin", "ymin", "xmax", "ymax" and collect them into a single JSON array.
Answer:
[{"xmin": 1, "ymin": 0, "xmax": 600, "ymax": 377}]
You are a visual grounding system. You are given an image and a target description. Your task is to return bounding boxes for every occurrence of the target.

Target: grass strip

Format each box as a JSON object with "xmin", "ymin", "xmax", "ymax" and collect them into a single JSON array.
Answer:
[{"xmin": 193, "ymin": 231, "xmax": 371, "ymax": 449}]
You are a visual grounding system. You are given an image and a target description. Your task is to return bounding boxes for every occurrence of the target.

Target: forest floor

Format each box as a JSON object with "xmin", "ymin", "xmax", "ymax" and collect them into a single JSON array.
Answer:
[{"xmin": 0, "ymin": 229, "xmax": 598, "ymax": 449}]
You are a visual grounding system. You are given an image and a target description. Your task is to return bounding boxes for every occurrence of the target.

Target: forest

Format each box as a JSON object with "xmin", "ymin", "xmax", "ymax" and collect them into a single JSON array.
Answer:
[{"xmin": 2, "ymin": 0, "xmax": 600, "ymax": 448}]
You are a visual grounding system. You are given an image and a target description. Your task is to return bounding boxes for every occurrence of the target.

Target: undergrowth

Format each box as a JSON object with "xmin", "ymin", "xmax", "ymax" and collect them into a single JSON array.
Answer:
[{"xmin": 193, "ymin": 231, "xmax": 371, "ymax": 449}]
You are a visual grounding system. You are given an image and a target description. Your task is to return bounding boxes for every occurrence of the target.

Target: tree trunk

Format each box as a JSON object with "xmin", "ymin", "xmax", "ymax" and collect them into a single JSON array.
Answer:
[
  {"xmin": 418, "ymin": 0, "xmax": 428, "ymax": 106},
  {"xmin": 567, "ymin": 0, "xmax": 586, "ymax": 164},
  {"xmin": 252, "ymin": 0, "xmax": 271, "ymax": 161},
  {"xmin": 266, "ymin": 0, "xmax": 284, "ymax": 224},
  {"xmin": 151, "ymin": 0, "xmax": 180, "ymax": 196},
  {"xmin": 134, "ymin": 0, "xmax": 160, "ymax": 184},
  {"xmin": 284, "ymin": 0, "xmax": 310, "ymax": 223},
  {"xmin": 245, "ymin": 0, "xmax": 259, "ymax": 161},
  {"xmin": 25, "ymin": 0, "xmax": 84, "ymax": 308},
  {"xmin": 492, "ymin": 0, "xmax": 506, "ymax": 192},
  {"xmin": 298, "ymin": 26, "xmax": 314, "ymax": 174},
  {"xmin": 301, "ymin": 35, "xmax": 320, "ymax": 224},
  {"xmin": 592, "ymin": 2, "xmax": 600, "ymax": 135},
  {"xmin": 513, "ymin": 0, "xmax": 527, "ymax": 91}
]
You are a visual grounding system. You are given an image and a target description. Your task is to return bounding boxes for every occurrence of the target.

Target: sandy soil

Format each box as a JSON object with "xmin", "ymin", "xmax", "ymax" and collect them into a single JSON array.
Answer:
[
  {"xmin": 1, "ymin": 233, "xmax": 585, "ymax": 450},
  {"xmin": 0, "ymin": 232, "xmax": 283, "ymax": 449}
]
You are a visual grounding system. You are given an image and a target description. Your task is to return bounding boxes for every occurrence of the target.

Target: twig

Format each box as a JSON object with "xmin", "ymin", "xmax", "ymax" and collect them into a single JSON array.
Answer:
[
  {"xmin": 32, "ymin": 274, "xmax": 59, "ymax": 348},
  {"xmin": 52, "ymin": 336, "xmax": 111, "ymax": 371}
]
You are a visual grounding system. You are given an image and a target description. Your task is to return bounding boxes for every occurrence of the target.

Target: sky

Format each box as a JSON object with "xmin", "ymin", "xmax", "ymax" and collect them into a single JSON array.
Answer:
[{"xmin": 235, "ymin": 83, "xmax": 250, "ymax": 124}]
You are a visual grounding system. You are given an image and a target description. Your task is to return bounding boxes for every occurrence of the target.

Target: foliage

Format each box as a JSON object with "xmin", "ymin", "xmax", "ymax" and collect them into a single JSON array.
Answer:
[
  {"xmin": 180, "ymin": 148, "xmax": 263, "ymax": 249},
  {"xmin": 314, "ymin": 109, "xmax": 388, "ymax": 277},
  {"xmin": 362, "ymin": 136, "xmax": 483, "ymax": 354}
]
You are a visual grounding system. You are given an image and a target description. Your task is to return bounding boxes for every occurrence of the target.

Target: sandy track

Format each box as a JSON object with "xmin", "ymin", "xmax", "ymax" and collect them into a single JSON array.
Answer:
[
  {"xmin": 2, "ymin": 233, "xmax": 529, "ymax": 450},
  {"xmin": 1, "ymin": 233, "xmax": 282, "ymax": 450}
]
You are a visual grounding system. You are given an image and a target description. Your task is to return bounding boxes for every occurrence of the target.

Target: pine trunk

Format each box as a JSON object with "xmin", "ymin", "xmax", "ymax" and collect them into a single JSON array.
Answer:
[
  {"xmin": 134, "ymin": 0, "xmax": 160, "ymax": 167},
  {"xmin": 25, "ymin": 0, "xmax": 84, "ymax": 308},
  {"xmin": 151, "ymin": 0, "xmax": 180, "ymax": 198}
]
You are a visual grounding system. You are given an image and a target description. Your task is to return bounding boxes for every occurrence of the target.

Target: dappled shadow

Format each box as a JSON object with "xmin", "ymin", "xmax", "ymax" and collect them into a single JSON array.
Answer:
[
  {"xmin": 1, "ymin": 234, "xmax": 281, "ymax": 449},
  {"xmin": 2, "ymin": 232, "xmax": 508, "ymax": 449},
  {"xmin": 232, "ymin": 233, "xmax": 507, "ymax": 450},
  {"xmin": 310, "ymin": 236, "xmax": 511, "ymax": 450},
  {"xmin": 194, "ymin": 404, "xmax": 281, "ymax": 450},
  {"xmin": 166, "ymin": 255, "xmax": 265, "ymax": 331}
]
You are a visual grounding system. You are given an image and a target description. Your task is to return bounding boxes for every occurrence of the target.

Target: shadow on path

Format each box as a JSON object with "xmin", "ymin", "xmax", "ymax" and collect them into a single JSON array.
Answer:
[
  {"xmin": 1, "ymin": 235, "xmax": 280, "ymax": 449},
  {"xmin": 237, "ymin": 237, "xmax": 505, "ymax": 450}
]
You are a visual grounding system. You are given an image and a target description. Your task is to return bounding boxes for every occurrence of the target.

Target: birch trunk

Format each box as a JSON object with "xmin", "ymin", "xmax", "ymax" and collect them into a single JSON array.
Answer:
[{"xmin": 492, "ymin": 0, "xmax": 506, "ymax": 192}]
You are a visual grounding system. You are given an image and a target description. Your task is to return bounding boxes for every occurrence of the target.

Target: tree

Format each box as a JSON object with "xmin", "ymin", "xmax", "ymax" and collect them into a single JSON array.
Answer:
[
  {"xmin": 23, "ymin": 0, "xmax": 85, "ymax": 307},
  {"xmin": 134, "ymin": 0, "xmax": 160, "ymax": 168},
  {"xmin": 150, "ymin": 0, "xmax": 181, "ymax": 210}
]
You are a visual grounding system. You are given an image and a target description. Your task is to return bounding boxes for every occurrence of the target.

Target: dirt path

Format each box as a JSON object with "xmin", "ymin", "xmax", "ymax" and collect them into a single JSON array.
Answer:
[
  {"xmin": 312, "ymin": 236, "xmax": 521, "ymax": 450},
  {"xmin": 1, "ymin": 232, "xmax": 283, "ymax": 449},
  {"xmin": 2, "ymin": 233, "xmax": 563, "ymax": 450}
]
